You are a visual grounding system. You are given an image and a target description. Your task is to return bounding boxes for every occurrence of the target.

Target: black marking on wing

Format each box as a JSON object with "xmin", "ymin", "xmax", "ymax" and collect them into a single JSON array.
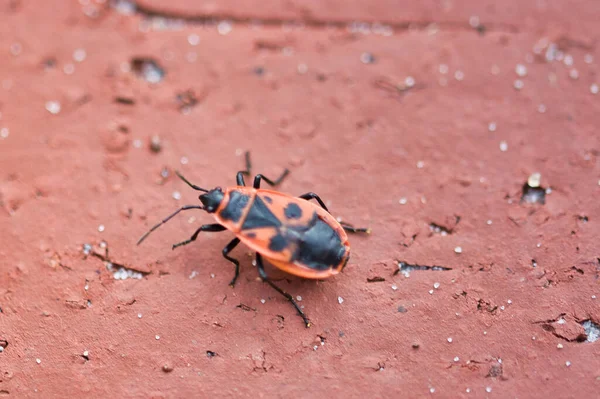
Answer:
[
  {"xmin": 293, "ymin": 218, "xmax": 345, "ymax": 271},
  {"xmin": 245, "ymin": 232, "xmax": 257, "ymax": 239},
  {"xmin": 268, "ymin": 233, "xmax": 288, "ymax": 251},
  {"xmin": 263, "ymin": 196, "xmax": 273, "ymax": 204},
  {"xmin": 241, "ymin": 196, "xmax": 282, "ymax": 230},
  {"xmin": 220, "ymin": 191, "xmax": 250, "ymax": 222},
  {"xmin": 284, "ymin": 203, "xmax": 303, "ymax": 219}
]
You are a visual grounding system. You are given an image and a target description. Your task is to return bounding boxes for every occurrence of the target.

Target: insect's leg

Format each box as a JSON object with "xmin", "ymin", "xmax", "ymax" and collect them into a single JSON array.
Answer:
[
  {"xmin": 299, "ymin": 193, "xmax": 370, "ymax": 233},
  {"xmin": 137, "ymin": 205, "xmax": 204, "ymax": 245},
  {"xmin": 299, "ymin": 192, "xmax": 329, "ymax": 211},
  {"xmin": 172, "ymin": 223, "xmax": 226, "ymax": 250},
  {"xmin": 236, "ymin": 151, "xmax": 252, "ymax": 186},
  {"xmin": 222, "ymin": 238, "xmax": 241, "ymax": 287},
  {"xmin": 253, "ymin": 170, "xmax": 290, "ymax": 189},
  {"xmin": 255, "ymin": 253, "xmax": 311, "ymax": 328}
]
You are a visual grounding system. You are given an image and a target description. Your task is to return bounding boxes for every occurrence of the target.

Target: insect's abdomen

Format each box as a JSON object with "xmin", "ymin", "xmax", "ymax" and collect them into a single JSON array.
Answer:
[{"xmin": 293, "ymin": 218, "xmax": 347, "ymax": 271}]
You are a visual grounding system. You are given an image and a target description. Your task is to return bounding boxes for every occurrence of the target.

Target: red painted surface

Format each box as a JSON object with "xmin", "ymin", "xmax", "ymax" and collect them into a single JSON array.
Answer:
[{"xmin": 1, "ymin": 1, "xmax": 599, "ymax": 397}]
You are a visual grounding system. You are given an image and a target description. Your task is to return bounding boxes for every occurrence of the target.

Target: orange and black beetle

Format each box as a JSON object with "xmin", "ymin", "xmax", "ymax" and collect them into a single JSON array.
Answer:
[{"xmin": 137, "ymin": 153, "xmax": 369, "ymax": 327}]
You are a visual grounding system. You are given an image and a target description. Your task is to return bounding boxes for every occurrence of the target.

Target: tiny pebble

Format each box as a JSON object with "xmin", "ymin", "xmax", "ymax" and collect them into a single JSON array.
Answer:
[
  {"xmin": 515, "ymin": 64, "xmax": 527, "ymax": 77},
  {"xmin": 569, "ymin": 69, "xmax": 579, "ymax": 79},
  {"xmin": 337, "ymin": 296, "xmax": 344, "ymax": 304},
  {"xmin": 98, "ymin": 224, "xmax": 105, "ymax": 232},
  {"xmin": 391, "ymin": 284, "xmax": 398, "ymax": 290},
  {"xmin": 564, "ymin": 55, "xmax": 573, "ymax": 66},
  {"xmin": 486, "ymin": 387, "xmax": 492, "ymax": 393},
  {"xmin": 36, "ymin": 359, "xmax": 41, "ymax": 364},
  {"xmin": 557, "ymin": 343, "xmax": 564, "ymax": 349},
  {"xmin": 499, "ymin": 140, "xmax": 508, "ymax": 152},
  {"xmin": 155, "ymin": 335, "xmax": 160, "ymax": 340},
  {"xmin": 486, "ymin": 220, "xmax": 492, "ymax": 225},
  {"xmin": 45, "ymin": 101, "xmax": 61, "ymax": 115},
  {"xmin": 260, "ymin": 299, "xmax": 266, "ymax": 304},
  {"xmin": 416, "ymin": 161, "xmax": 425, "ymax": 168},
  {"xmin": 0, "ymin": 127, "xmax": 9, "ymax": 139},
  {"xmin": 592, "ymin": 295, "xmax": 597, "ymax": 299},
  {"xmin": 83, "ymin": 350, "xmax": 89, "ymax": 357},
  {"xmin": 488, "ymin": 122, "xmax": 497, "ymax": 132},
  {"xmin": 591, "ymin": 84, "xmax": 599, "ymax": 94},
  {"xmin": 447, "ymin": 337, "xmax": 453, "ymax": 343},
  {"xmin": 133, "ymin": 139, "xmax": 142, "ymax": 148},
  {"xmin": 64, "ymin": 63, "xmax": 75, "ymax": 74},
  {"xmin": 405, "ymin": 76, "xmax": 415, "ymax": 87},
  {"xmin": 180, "ymin": 156, "xmax": 189, "ymax": 165},
  {"xmin": 138, "ymin": 313, "xmax": 142, "ymax": 318},
  {"xmin": 466, "ymin": 388, "xmax": 471, "ymax": 393},
  {"xmin": 399, "ymin": 197, "xmax": 407, "ymax": 205},
  {"xmin": 73, "ymin": 49, "xmax": 87, "ymax": 62},
  {"xmin": 172, "ymin": 191, "xmax": 181, "ymax": 200},
  {"xmin": 0, "ymin": 347, "xmax": 3, "ymax": 353},
  {"xmin": 210, "ymin": 273, "xmax": 215, "ymax": 278},
  {"xmin": 528, "ymin": 172, "xmax": 542, "ymax": 188},
  {"xmin": 584, "ymin": 54, "xmax": 593, "ymax": 64},
  {"xmin": 507, "ymin": 299, "xmax": 512, "ymax": 304},
  {"xmin": 297, "ymin": 63, "xmax": 308, "ymax": 74},
  {"xmin": 188, "ymin": 34, "xmax": 200, "ymax": 46},
  {"xmin": 433, "ymin": 282, "xmax": 440, "ymax": 289},
  {"xmin": 439, "ymin": 64, "xmax": 448, "ymax": 74},
  {"xmin": 454, "ymin": 70, "xmax": 464, "ymax": 81},
  {"xmin": 536, "ymin": 242, "xmax": 542, "ymax": 248},
  {"xmin": 217, "ymin": 20, "xmax": 232, "ymax": 35},
  {"xmin": 454, "ymin": 356, "xmax": 460, "ymax": 362},
  {"xmin": 296, "ymin": 296, "xmax": 302, "ymax": 301},
  {"xmin": 565, "ymin": 361, "xmax": 571, "ymax": 367},
  {"xmin": 454, "ymin": 246, "xmax": 462, "ymax": 254},
  {"xmin": 428, "ymin": 289, "xmax": 434, "ymax": 295},
  {"xmin": 514, "ymin": 79, "xmax": 524, "ymax": 90},
  {"xmin": 430, "ymin": 388, "xmax": 435, "ymax": 393},
  {"xmin": 469, "ymin": 15, "xmax": 480, "ymax": 28}
]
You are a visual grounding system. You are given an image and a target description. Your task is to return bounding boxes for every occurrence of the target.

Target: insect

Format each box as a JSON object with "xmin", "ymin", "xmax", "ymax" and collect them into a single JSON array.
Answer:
[{"xmin": 137, "ymin": 152, "xmax": 369, "ymax": 327}]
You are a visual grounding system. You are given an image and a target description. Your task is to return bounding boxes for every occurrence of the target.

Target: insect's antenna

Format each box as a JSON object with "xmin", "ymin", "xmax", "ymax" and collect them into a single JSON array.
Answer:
[
  {"xmin": 175, "ymin": 171, "xmax": 209, "ymax": 192},
  {"xmin": 137, "ymin": 205, "xmax": 204, "ymax": 245}
]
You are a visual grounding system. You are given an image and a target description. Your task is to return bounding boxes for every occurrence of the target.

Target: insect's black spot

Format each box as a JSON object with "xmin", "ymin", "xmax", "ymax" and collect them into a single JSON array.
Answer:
[
  {"xmin": 220, "ymin": 191, "xmax": 250, "ymax": 222},
  {"xmin": 264, "ymin": 196, "xmax": 273, "ymax": 204},
  {"xmin": 268, "ymin": 234, "xmax": 288, "ymax": 252},
  {"xmin": 284, "ymin": 203, "xmax": 303, "ymax": 219},
  {"xmin": 246, "ymin": 232, "xmax": 257, "ymax": 238},
  {"xmin": 293, "ymin": 218, "xmax": 345, "ymax": 270},
  {"xmin": 241, "ymin": 196, "xmax": 282, "ymax": 229}
]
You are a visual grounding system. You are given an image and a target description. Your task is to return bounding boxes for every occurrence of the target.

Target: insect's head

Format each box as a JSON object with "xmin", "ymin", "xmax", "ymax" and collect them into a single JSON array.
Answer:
[{"xmin": 199, "ymin": 187, "xmax": 224, "ymax": 213}]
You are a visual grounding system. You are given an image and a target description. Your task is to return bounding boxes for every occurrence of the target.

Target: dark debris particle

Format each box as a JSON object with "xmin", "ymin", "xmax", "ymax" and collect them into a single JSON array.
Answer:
[
  {"xmin": 338, "ymin": 331, "xmax": 345, "ymax": 338},
  {"xmin": 520, "ymin": 182, "xmax": 546, "ymax": 205},
  {"xmin": 578, "ymin": 215, "xmax": 589, "ymax": 223},
  {"xmin": 149, "ymin": 135, "xmax": 162, "ymax": 153},
  {"xmin": 0, "ymin": 339, "xmax": 8, "ymax": 350},
  {"xmin": 253, "ymin": 66, "xmax": 265, "ymax": 76},
  {"xmin": 206, "ymin": 350, "xmax": 217, "ymax": 358},
  {"xmin": 42, "ymin": 57, "xmax": 56, "ymax": 69},
  {"xmin": 360, "ymin": 52, "xmax": 376, "ymax": 64},
  {"xmin": 130, "ymin": 57, "xmax": 165, "ymax": 84},
  {"xmin": 486, "ymin": 364, "xmax": 503, "ymax": 378},
  {"xmin": 397, "ymin": 306, "xmax": 408, "ymax": 313},
  {"xmin": 162, "ymin": 364, "xmax": 174, "ymax": 373},
  {"xmin": 236, "ymin": 303, "xmax": 256, "ymax": 312},
  {"xmin": 367, "ymin": 276, "xmax": 385, "ymax": 283},
  {"xmin": 114, "ymin": 96, "xmax": 135, "ymax": 105},
  {"xmin": 175, "ymin": 89, "xmax": 199, "ymax": 112},
  {"xmin": 411, "ymin": 343, "xmax": 420, "ymax": 349}
]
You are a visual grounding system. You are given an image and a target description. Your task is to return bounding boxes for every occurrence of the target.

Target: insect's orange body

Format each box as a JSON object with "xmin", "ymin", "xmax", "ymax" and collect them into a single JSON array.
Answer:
[{"xmin": 213, "ymin": 187, "xmax": 350, "ymax": 279}]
